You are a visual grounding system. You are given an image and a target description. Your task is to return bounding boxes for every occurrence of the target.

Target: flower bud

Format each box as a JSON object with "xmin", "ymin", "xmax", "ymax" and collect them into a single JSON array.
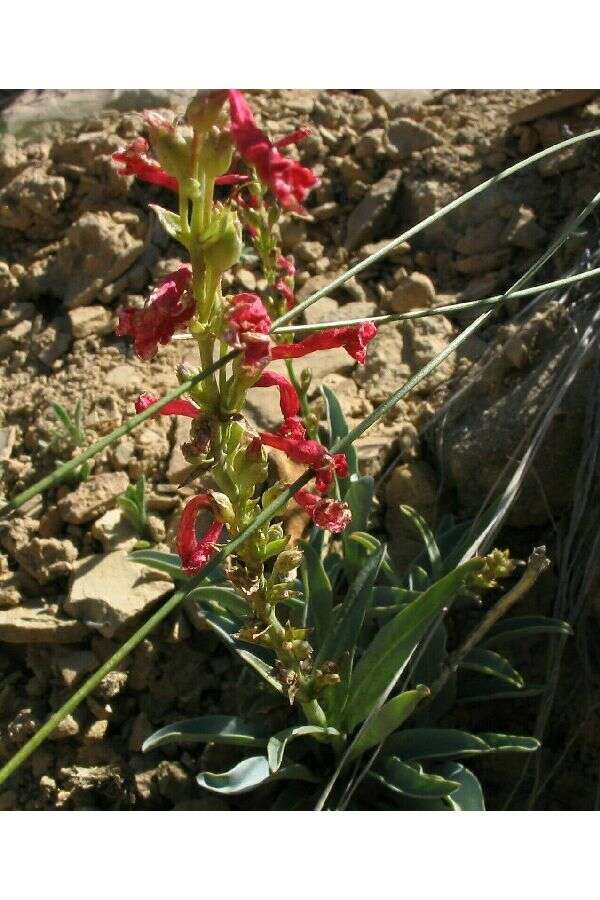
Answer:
[
  {"xmin": 199, "ymin": 129, "xmax": 234, "ymax": 180},
  {"xmin": 208, "ymin": 491, "xmax": 236, "ymax": 525},
  {"xmin": 272, "ymin": 548, "xmax": 304, "ymax": 578},
  {"xmin": 201, "ymin": 208, "xmax": 243, "ymax": 275},
  {"xmin": 145, "ymin": 111, "xmax": 191, "ymax": 183},
  {"xmin": 186, "ymin": 90, "xmax": 228, "ymax": 135}
]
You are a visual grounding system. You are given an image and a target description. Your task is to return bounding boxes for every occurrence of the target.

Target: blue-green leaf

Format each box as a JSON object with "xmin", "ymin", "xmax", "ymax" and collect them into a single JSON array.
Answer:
[
  {"xmin": 346, "ymin": 686, "xmax": 430, "ymax": 763},
  {"xmin": 460, "ymin": 647, "xmax": 524, "ymax": 689},
  {"xmin": 185, "ymin": 584, "xmax": 250, "ymax": 620},
  {"xmin": 129, "ymin": 549, "xmax": 189, "ymax": 582},
  {"xmin": 268, "ymin": 725, "xmax": 340, "ymax": 773},
  {"xmin": 434, "ymin": 762, "xmax": 485, "ymax": 810},
  {"xmin": 142, "ymin": 716, "xmax": 268, "ymax": 753},
  {"xmin": 343, "ymin": 477, "xmax": 375, "ymax": 577},
  {"xmin": 197, "ymin": 756, "xmax": 317, "ymax": 795},
  {"xmin": 384, "ymin": 728, "xmax": 539, "ymax": 761},
  {"xmin": 344, "ymin": 558, "xmax": 484, "ymax": 731},
  {"xmin": 301, "ymin": 541, "xmax": 333, "ymax": 648},
  {"xmin": 316, "ymin": 543, "xmax": 385, "ymax": 667},
  {"xmin": 371, "ymin": 756, "xmax": 460, "ymax": 799}
]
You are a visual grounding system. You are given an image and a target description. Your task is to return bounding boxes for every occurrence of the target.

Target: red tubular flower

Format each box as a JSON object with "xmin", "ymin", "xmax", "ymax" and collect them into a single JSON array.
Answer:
[
  {"xmin": 254, "ymin": 370, "xmax": 300, "ymax": 420},
  {"xmin": 277, "ymin": 255, "xmax": 295, "ymax": 276},
  {"xmin": 112, "ymin": 137, "xmax": 179, "ymax": 192},
  {"xmin": 294, "ymin": 488, "xmax": 352, "ymax": 534},
  {"xmin": 116, "ymin": 264, "xmax": 194, "ymax": 361},
  {"xmin": 272, "ymin": 322, "xmax": 378, "ymax": 366},
  {"xmin": 176, "ymin": 494, "xmax": 224, "ymax": 575},
  {"xmin": 260, "ymin": 432, "xmax": 329, "ymax": 469},
  {"xmin": 135, "ymin": 392, "xmax": 201, "ymax": 418},
  {"xmin": 228, "ymin": 90, "xmax": 319, "ymax": 211}
]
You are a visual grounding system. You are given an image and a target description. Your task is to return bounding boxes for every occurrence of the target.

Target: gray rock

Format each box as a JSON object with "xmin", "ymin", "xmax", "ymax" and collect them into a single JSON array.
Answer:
[
  {"xmin": 387, "ymin": 118, "xmax": 441, "ymax": 158},
  {"xmin": 0, "ymin": 602, "xmax": 90, "ymax": 644},
  {"xmin": 58, "ymin": 472, "xmax": 130, "ymax": 524},
  {"xmin": 345, "ymin": 169, "xmax": 402, "ymax": 252}
]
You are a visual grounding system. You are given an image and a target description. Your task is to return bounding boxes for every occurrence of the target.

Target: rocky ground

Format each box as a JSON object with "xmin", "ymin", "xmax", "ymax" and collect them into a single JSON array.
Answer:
[{"xmin": 1, "ymin": 88, "xmax": 599, "ymax": 810}]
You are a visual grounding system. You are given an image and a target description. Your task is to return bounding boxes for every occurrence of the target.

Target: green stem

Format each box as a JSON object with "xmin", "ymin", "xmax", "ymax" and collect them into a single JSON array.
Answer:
[
  {"xmin": 271, "ymin": 265, "xmax": 600, "ymax": 334},
  {"xmin": 0, "ymin": 588, "xmax": 185, "ymax": 786},
  {"xmin": 272, "ymin": 127, "xmax": 600, "ymax": 329}
]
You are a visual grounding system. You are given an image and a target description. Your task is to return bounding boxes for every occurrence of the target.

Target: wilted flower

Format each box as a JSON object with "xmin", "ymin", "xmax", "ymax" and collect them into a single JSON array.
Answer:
[
  {"xmin": 294, "ymin": 488, "xmax": 352, "ymax": 533},
  {"xmin": 112, "ymin": 137, "xmax": 179, "ymax": 192},
  {"xmin": 116, "ymin": 264, "xmax": 194, "ymax": 360}
]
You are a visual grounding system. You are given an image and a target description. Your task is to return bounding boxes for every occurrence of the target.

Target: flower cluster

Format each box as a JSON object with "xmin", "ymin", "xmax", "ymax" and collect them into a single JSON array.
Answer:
[{"xmin": 112, "ymin": 90, "xmax": 378, "ymax": 705}]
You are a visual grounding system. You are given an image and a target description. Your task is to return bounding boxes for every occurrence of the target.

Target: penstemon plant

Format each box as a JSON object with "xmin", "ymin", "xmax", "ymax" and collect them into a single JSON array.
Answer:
[
  {"xmin": 110, "ymin": 91, "xmax": 565, "ymax": 809},
  {"xmin": 2, "ymin": 90, "xmax": 591, "ymax": 807}
]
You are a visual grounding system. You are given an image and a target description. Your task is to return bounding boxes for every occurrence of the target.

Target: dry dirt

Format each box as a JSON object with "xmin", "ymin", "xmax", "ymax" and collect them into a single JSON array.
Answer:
[{"xmin": 1, "ymin": 88, "xmax": 599, "ymax": 810}]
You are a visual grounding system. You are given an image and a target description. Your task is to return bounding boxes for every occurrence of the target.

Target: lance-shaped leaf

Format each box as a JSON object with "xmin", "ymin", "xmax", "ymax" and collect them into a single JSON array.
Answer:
[
  {"xmin": 197, "ymin": 756, "xmax": 318, "ymax": 795},
  {"xmin": 343, "ymin": 558, "xmax": 484, "ymax": 732},
  {"xmin": 346, "ymin": 686, "xmax": 430, "ymax": 763},
  {"xmin": 383, "ymin": 728, "xmax": 539, "ymax": 761},
  {"xmin": 128, "ymin": 549, "xmax": 189, "ymax": 581},
  {"xmin": 482, "ymin": 615, "xmax": 573, "ymax": 646},
  {"xmin": 315, "ymin": 543, "xmax": 385, "ymax": 667},
  {"xmin": 399, "ymin": 505, "xmax": 441, "ymax": 578},
  {"xmin": 459, "ymin": 647, "xmax": 524, "ymax": 689},
  {"xmin": 371, "ymin": 756, "xmax": 460, "ymax": 800},
  {"xmin": 301, "ymin": 541, "xmax": 333, "ymax": 648},
  {"xmin": 268, "ymin": 725, "xmax": 340, "ymax": 773},
  {"xmin": 342, "ymin": 476, "xmax": 375, "ymax": 577},
  {"xmin": 321, "ymin": 384, "xmax": 358, "ymax": 477},
  {"xmin": 142, "ymin": 716, "xmax": 268, "ymax": 753}
]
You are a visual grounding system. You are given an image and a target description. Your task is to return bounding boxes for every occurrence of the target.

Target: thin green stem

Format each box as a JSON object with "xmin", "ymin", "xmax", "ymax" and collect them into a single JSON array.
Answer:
[
  {"xmin": 271, "ymin": 266, "xmax": 600, "ymax": 334},
  {"xmin": 0, "ymin": 588, "xmax": 186, "ymax": 786},
  {"xmin": 272, "ymin": 127, "xmax": 600, "ymax": 329}
]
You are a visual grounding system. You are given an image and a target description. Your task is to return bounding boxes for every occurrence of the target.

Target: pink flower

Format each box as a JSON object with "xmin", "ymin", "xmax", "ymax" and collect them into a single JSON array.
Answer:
[
  {"xmin": 176, "ymin": 494, "xmax": 224, "ymax": 575},
  {"xmin": 116, "ymin": 265, "xmax": 194, "ymax": 361},
  {"xmin": 276, "ymin": 278, "xmax": 296, "ymax": 310},
  {"xmin": 272, "ymin": 322, "xmax": 378, "ymax": 366},
  {"xmin": 254, "ymin": 370, "xmax": 300, "ymax": 420},
  {"xmin": 112, "ymin": 137, "xmax": 179, "ymax": 192},
  {"xmin": 314, "ymin": 453, "xmax": 349, "ymax": 494},
  {"xmin": 134, "ymin": 392, "xmax": 201, "ymax": 418},
  {"xmin": 294, "ymin": 488, "xmax": 352, "ymax": 533},
  {"xmin": 277, "ymin": 255, "xmax": 295, "ymax": 276},
  {"xmin": 228, "ymin": 90, "xmax": 319, "ymax": 211}
]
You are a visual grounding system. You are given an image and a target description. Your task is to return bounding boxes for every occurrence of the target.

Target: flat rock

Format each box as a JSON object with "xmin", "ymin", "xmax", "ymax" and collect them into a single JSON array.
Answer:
[
  {"xmin": 388, "ymin": 118, "xmax": 441, "ymax": 158},
  {"xmin": 65, "ymin": 550, "xmax": 173, "ymax": 638},
  {"xmin": 58, "ymin": 472, "xmax": 130, "ymax": 524},
  {"xmin": 508, "ymin": 89, "xmax": 599, "ymax": 126},
  {"xmin": 68, "ymin": 305, "xmax": 116, "ymax": 339},
  {"xmin": 90, "ymin": 508, "xmax": 138, "ymax": 551},
  {"xmin": 363, "ymin": 90, "xmax": 436, "ymax": 116},
  {"xmin": 0, "ymin": 602, "xmax": 90, "ymax": 644}
]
